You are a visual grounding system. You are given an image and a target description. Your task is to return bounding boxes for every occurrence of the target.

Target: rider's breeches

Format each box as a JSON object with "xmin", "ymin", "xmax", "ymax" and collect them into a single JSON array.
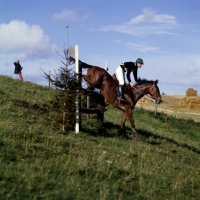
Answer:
[{"xmin": 116, "ymin": 65, "xmax": 125, "ymax": 85}]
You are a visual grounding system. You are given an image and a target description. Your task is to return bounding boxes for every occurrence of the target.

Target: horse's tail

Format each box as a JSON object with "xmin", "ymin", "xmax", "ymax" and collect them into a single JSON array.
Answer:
[
  {"xmin": 68, "ymin": 57, "xmax": 93, "ymax": 69},
  {"xmin": 79, "ymin": 60, "xmax": 93, "ymax": 69}
]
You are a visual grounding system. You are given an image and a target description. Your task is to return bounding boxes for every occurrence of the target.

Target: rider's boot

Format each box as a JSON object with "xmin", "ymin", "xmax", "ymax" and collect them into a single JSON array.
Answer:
[{"xmin": 117, "ymin": 85, "xmax": 124, "ymax": 100}]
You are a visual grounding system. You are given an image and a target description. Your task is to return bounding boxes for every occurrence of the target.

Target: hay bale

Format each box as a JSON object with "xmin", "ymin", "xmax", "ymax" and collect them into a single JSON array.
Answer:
[
  {"xmin": 189, "ymin": 99, "xmax": 197, "ymax": 110},
  {"xmin": 180, "ymin": 88, "xmax": 199, "ymax": 110},
  {"xmin": 138, "ymin": 97, "xmax": 151, "ymax": 104},
  {"xmin": 186, "ymin": 97, "xmax": 192, "ymax": 109},
  {"xmin": 180, "ymin": 97, "xmax": 187, "ymax": 107},
  {"xmin": 186, "ymin": 88, "xmax": 197, "ymax": 96},
  {"xmin": 187, "ymin": 97, "xmax": 200, "ymax": 110}
]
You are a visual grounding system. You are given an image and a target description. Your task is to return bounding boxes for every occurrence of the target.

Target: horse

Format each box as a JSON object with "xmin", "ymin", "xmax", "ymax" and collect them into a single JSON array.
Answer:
[{"xmin": 81, "ymin": 61, "xmax": 163, "ymax": 136}]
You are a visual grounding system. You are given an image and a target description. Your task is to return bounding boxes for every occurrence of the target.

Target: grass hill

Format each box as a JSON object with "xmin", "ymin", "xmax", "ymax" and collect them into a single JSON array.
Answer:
[{"xmin": 0, "ymin": 75, "xmax": 200, "ymax": 200}]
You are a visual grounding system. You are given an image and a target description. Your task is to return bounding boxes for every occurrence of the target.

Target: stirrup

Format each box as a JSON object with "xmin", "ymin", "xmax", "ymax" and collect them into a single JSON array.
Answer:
[{"xmin": 117, "ymin": 95, "xmax": 125, "ymax": 101}]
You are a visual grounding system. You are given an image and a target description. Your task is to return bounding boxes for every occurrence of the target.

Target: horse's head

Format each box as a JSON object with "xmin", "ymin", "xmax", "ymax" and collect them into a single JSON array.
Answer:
[{"xmin": 149, "ymin": 80, "xmax": 163, "ymax": 104}]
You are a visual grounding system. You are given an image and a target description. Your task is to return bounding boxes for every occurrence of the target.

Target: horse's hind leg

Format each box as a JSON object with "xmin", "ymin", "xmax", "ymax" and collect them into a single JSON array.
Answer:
[
  {"xmin": 82, "ymin": 75, "xmax": 95, "ymax": 90},
  {"xmin": 120, "ymin": 111, "xmax": 127, "ymax": 136}
]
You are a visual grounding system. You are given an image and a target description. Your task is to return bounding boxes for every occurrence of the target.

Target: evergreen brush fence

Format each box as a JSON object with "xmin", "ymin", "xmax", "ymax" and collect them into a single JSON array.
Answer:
[{"xmin": 0, "ymin": 75, "xmax": 200, "ymax": 200}]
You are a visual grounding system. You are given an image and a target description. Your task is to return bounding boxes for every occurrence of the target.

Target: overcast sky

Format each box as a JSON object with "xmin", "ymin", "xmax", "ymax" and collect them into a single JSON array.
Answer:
[{"xmin": 1, "ymin": 0, "xmax": 200, "ymax": 94}]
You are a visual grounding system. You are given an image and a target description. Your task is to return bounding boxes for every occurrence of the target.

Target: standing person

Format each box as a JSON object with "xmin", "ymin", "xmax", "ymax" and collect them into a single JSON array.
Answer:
[
  {"xmin": 116, "ymin": 58, "xmax": 144, "ymax": 100},
  {"xmin": 14, "ymin": 60, "xmax": 23, "ymax": 81}
]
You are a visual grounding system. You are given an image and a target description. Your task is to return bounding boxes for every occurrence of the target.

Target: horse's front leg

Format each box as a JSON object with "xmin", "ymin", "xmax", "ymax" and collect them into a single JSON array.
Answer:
[{"xmin": 126, "ymin": 110, "xmax": 138, "ymax": 136}]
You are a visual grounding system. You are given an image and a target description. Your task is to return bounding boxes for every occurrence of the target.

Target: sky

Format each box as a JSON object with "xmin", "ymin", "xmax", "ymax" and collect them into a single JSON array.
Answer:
[{"xmin": 0, "ymin": 0, "xmax": 200, "ymax": 95}]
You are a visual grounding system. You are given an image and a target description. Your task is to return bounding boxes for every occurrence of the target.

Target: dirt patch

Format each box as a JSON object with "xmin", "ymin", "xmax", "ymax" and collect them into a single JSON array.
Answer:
[{"xmin": 12, "ymin": 99, "xmax": 48, "ymax": 113}]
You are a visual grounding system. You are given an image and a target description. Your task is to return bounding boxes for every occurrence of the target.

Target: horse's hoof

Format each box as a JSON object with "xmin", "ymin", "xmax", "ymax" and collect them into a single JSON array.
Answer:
[
  {"xmin": 131, "ymin": 131, "xmax": 142, "ymax": 140},
  {"xmin": 135, "ymin": 134, "xmax": 143, "ymax": 141}
]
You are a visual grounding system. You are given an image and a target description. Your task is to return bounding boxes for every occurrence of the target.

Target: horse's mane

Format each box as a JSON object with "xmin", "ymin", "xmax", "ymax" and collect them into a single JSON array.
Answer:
[{"xmin": 136, "ymin": 77, "xmax": 154, "ymax": 85}]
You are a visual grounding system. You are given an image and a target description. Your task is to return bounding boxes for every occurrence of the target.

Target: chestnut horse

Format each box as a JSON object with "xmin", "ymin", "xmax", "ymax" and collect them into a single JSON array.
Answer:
[{"xmin": 81, "ymin": 61, "xmax": 163, "ymax": 136}]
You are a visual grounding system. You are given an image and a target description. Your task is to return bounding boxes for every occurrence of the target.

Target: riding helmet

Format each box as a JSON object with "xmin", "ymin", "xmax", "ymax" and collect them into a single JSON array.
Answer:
[{"xmin": 136, "ymin": 58, "xmax": 144, "ymax": 64}]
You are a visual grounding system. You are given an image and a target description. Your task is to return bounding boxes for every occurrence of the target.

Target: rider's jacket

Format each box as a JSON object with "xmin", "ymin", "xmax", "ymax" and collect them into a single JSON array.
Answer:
[{"xmin": 120, "ymin": 62, "xmax": 138, "ymax": 83}]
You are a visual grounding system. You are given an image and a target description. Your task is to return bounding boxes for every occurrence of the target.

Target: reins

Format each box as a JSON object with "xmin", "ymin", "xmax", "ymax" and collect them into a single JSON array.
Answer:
[{"xmin": 131, "ymin": 85, "xmax": 155, "ymax": 102}]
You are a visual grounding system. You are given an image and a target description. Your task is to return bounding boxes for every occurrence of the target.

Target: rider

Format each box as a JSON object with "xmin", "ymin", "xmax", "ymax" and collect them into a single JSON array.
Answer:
[{"xmin": 116, "ymin": 58, "xmax": 144, "ymax": 100}]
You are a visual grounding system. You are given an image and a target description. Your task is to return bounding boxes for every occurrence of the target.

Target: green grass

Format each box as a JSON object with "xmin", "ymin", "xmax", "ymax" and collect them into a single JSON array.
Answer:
[{"xmin": 0, "ymin": 75, "xmax": 200, "ymax": 200}]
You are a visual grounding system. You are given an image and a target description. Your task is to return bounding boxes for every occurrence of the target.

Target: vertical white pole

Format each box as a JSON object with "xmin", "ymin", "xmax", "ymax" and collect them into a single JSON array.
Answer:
[
  {"xmin": 155, "ymin": 103, "xmax": 158, "ymax": 116},
  {"xmin": 105, "ymin": 62, "xmax": 108, "ymax": 71},
  {"xmin": 75, "ymin": 45, "xmax": 79, "ymax": 133}
]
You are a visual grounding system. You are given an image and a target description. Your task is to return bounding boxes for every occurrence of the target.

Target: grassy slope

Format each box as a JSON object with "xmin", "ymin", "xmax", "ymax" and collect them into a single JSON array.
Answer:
[{"xmin": 0, "ymin": 75, "xmax": 200, "ymax": 200}]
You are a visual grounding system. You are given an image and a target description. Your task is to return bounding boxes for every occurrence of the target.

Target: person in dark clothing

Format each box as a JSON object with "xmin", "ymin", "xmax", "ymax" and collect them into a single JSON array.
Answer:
[
  {"xmin": 116, "ymin": 58, "xmax": 144, "ymax": 100},
  {"xmin": 14, "ymin": 60, "xmax": 23, "ymax": 81}
]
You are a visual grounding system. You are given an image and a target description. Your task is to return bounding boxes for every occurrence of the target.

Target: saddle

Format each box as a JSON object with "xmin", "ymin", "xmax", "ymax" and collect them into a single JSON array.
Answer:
[{"xmin": 112, "ymin": 73, "xmax": 131, "ymax": 92}]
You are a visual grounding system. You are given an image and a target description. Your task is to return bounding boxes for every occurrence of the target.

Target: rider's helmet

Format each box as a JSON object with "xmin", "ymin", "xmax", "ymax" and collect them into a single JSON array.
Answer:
[{"xmin": 136, "ymin": 58, "xmax": 144, "ymax": 64}]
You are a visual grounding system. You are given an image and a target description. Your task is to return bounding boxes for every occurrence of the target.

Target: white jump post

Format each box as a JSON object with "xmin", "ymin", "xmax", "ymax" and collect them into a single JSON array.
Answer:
[
  {"xmin": 105, "ymin": 62, "xmax": 108, "ymax": 71},
  {"xmin": 68, "ymin": 45, "xmax": 80, "ymax": 133},
  {"xmin": 75, "ymin": 45, "xmax": 79, "ymax": 133}
]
